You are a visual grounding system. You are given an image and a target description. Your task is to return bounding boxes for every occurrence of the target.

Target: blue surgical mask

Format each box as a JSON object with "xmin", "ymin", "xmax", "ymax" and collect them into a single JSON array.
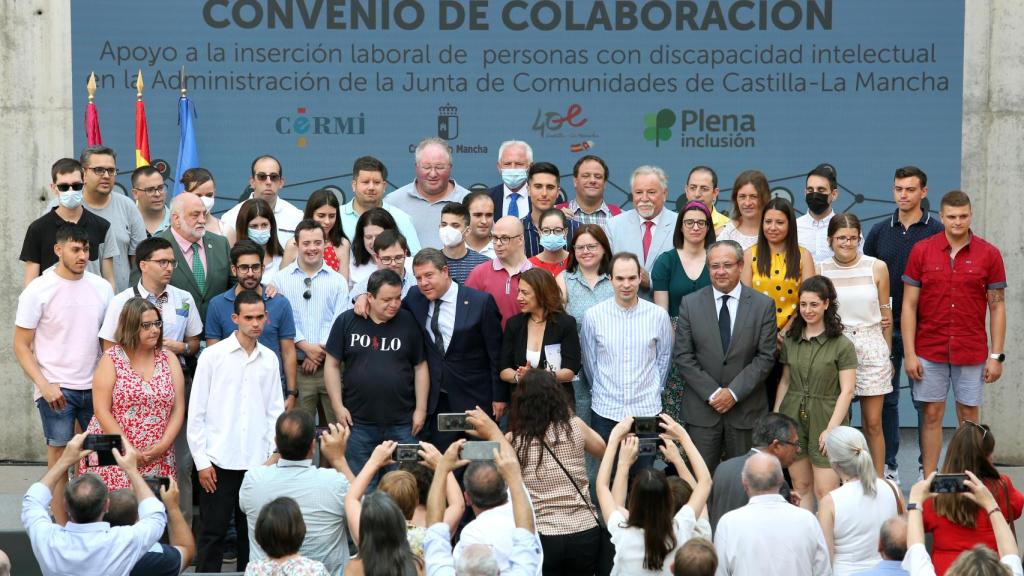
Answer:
[
  {"xmin": 248, "ymin": 227, "xmax": 271, "ymax": 246},
  {"xmin": 540, "ymin": 233, "xmax": 567, "ymax": 252},
  {"xmin": 501, "ymin": 168, "xmax": 528, "ymax": 190},
  {"xmin": 58, "ymin": 190, "xmax": 83, "ymax": 209}
]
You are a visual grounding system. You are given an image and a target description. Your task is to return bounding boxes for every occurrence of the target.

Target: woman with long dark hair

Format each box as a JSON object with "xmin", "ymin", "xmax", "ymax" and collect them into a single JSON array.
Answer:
[
  {"xmin": 596, "ymin": 414, "xmax": 712, "ymax": 575},
  {"xmin": 717, "ymin": 170, "xmax": 770, "ymax": 251},
  {"xmin": 923, "ymin": 422, "xmax": 1024, "ymax": 575},
  {"xmin": 349, "ymin": 207, "xmax": 401, "ymax": 289},
  {"xmin": 345, "ymin": 491, "xmax": 423, "ymax": 576},
  {"xmin": 774, "ymin": 275, "xmax": 857, "ymax": 510},
  {"xmin": 234, "ymin": 198, "xmax": 285, "ymax": 285},
  {"xmin": 282, "ymin": 188, "xmax": 351, "ymax": 280},
  {"xmin": 181, "ymin": 167, "xmax": 224, "ymax": 236},
  {"xmin": 503, "ymin": 369, "xmax": 605, "ymax": 575}
]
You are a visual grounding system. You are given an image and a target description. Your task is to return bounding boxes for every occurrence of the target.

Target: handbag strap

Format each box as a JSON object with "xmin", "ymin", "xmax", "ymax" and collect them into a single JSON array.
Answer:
[
  {"xmin": 884, "ymin": 478, "xmax": 906, "ymax": 515},
  {"xmin": 540, "ymin": 439, "xmax": 602, "ymax": 526}
]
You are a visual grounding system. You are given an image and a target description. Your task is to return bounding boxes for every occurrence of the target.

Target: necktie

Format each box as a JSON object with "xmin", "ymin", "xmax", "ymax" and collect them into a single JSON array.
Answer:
[
  {"xmin": 642, "ymin": 220, "xmax": 654, "ymax": 261},
  {"xmin": 719, "ymin": 294, "xmax": 732, "ymax": 354},
  {"xmin": 508, "ymin": 192, "xmax": 520, "ymax": 218},
  {"xmin": 155, "ymin": 292, "xmax": 168, "ymax": 307},
  {"xmin": 190, "ymin": 242, "xmax": 206, "ymax": 294},
  {"xmin": 431, "ymin": 299, "xmax": 445, "ymax": 354}
]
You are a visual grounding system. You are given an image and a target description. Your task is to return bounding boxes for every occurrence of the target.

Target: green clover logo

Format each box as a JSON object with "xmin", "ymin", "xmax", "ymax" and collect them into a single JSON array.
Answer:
[{"xmin": 643, "ymin": 109, "xmax": 676, "ymax": 147}]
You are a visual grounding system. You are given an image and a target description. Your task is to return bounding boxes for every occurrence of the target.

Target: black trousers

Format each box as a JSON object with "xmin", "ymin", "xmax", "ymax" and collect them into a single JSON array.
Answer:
[
  {"xmin": 196, "ymin": 465, "xmax": 249, "ymax": 572},
  {"xmin": 539, "ymin": 526, "xmax": 602, "ymax": 576}
]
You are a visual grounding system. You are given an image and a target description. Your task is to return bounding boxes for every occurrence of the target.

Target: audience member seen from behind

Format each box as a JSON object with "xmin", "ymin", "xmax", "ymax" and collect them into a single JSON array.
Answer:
[
  {"xmin": 399, "ymin": 461, "xmax": 465, "ymax": 538},
  {"xmin": 855, "ymin": 517, "xmax": 909, "ymax": 576},
  {"xmin": 80, "ymin": 298, "xmax": 184, "ymax": 489},
  {"xmin": 596, "ymin": 415, "xmax": 713, "ymax": 575},
  {"xmin": 554, "ymin": 224, "xmax": 614, "ymax": 423},
  {"xmin": 528, "ymin": 208, "xmax": 572, "ymax": 275},
  {"xmin": 244, "ymin": 496, "xmax": 330, "ymax": 576},
  {"xmin": 922, "ymin": 422, "xmax": 1024, "ymax": 575},
  {"xmin": 774, "ymin": 275, "xmax": 857, "ymax": 510},
  {"xmin": 106, "ymin": 477, "xmax": 196, "ymax": 576},
  {"xmin": 499, "ymin": 268, "xmax": 581, "ymax": 397},
  {"xmin": 180, "ymin": 167, "xmax": 224, "ymax": 236},
  {"xmin": 283, "ymin": 188, "xmax": 352, "ymax": 279},
  {"xmin": 906, "ymin": 470, "xmax": 1022, "ymax": 576},
  {"xmin": 818, "ymin": 426, "xmax": 902, "ymax": 576},
  {"xmin": 652, "ymin": 200, "xmax": 714, "ymax": 424},
  {"xmin": 346, "ymin": 491, "xmax": 424, "ymax": 576},
  {"xmin": 672, "ymin": 537, "xmax": 718, "ymax": 576},
  {"xmin": 817, "ymin": 213, "xmax": 894, "ymax": 477},
  {"xmin": 503, "ymin": 369, "xmax": 607, "ymax": 575}
]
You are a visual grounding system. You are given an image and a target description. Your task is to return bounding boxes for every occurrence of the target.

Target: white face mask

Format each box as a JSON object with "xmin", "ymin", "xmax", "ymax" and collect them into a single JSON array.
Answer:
[
  {"xmin": 438, "ymin": 225, "xmax": 464, "ymax": 248},
  {"xmin": 199, "ymin": 196, "xmax": 215, "ymax": 212}
]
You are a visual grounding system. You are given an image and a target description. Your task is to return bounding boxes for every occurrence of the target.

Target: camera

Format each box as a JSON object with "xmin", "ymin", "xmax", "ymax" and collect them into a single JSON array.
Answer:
[
  {"xmin": 437, "ymin": 413, "xmax": 471, "ymax": 432},
  {"xmin": 632, "ymin": 416, "xmax": 659, "ymax": 435},
  {"xmin": 395, "ymin": 444, "xmax": 422, "ymax": 462}
]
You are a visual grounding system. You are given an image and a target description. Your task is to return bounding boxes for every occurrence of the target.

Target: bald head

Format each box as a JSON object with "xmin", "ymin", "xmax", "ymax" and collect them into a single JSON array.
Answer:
[
  {"xmin": 741, "ymin": 452, "xmax": 784, "ymax": 496},
  {"xmin": 494, "ymin": 215, "xmax": 524, "ymax": 235},
  {"xmin": 170, "ymin": 192, "xmax": 207, "ymax": 242},
  {"xmin": 492, "ymin": 216, "xmax": 525, "ymax": 264},
  {"xmin": 878, "ymin": 516, "xmax": 908, "ymax": 561}
]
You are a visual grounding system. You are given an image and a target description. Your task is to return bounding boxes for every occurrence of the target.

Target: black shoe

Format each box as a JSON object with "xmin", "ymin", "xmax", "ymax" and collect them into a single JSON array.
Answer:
[{"xmin": 223, "ymin": 546, "xmax": 237, "ymax": 561}]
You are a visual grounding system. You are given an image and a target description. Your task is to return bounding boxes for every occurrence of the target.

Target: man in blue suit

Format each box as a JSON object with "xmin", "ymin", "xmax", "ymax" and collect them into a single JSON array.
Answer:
[
  {"xmin": 403, "ymin": 248, "xmax": 505, "ymax": 450},
  {"xmin": 488, "ymin": 140, "xmax": 533, "ymax": 220}
]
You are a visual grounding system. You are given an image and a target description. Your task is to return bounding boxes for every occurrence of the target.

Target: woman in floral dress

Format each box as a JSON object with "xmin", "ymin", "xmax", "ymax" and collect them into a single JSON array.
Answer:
[{"xmin": 81, "ymin": 297, "xmax": 185, "ymax": 488}]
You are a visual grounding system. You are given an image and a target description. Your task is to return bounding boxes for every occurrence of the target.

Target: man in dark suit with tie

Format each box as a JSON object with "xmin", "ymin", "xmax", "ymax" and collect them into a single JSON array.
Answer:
[
  {"xmin": 674, "ymin": 239, "xmax": 777, "ymax": 472},
  {"xmin": 488, "ymin": 140, "xmax": 533, "ymax": 219},
  {"xmin": 404, "ymin": 248, "xmax": 505, "ymax": 450}
]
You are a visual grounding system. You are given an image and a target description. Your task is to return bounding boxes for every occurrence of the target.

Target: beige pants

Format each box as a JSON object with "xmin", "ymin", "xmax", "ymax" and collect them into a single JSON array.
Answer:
[{"xmin": 296, "ymin": 367, "xmax": 338, "ymax": 425}]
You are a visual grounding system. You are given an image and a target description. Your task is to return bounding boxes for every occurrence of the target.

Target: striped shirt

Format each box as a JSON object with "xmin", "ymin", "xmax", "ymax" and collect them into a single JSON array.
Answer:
[
  {"xmin": 581, "ymin": 297, "xmax": 673, "ymax": 421},
  {"xmin": 273, "ymin": 261, "xmax": 350, "ymax": 345},
  {"xmin": 446, "ymin": 248, "xmax": 491, "ymax": 285}
]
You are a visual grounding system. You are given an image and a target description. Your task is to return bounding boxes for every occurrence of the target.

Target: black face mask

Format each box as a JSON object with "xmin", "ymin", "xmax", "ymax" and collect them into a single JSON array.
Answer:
[{"xmin": 806, "ymin": 192, "xmax": 831, "ymax": 216}]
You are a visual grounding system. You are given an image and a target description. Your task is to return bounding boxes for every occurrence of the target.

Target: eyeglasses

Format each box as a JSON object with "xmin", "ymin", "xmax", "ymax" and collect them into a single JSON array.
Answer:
[
  {"xmin": 574, "ymin": 243, "xmax": 601, "ymax": 253},
  {"xmin": 145, "ymin": 259, "xmax": 177, "ymax": 269},
  {"xmin": 254, "ymin": 172, "xmax": 281, "ymax": 182},
  {"xmin": 87, "ymin": 166, "xmax": 117, "ymax": 177},
  {"xmin": 134, "ymin": 184, "xmax": 166, "ymax": 195},
  {"xmin": 379, "ymin": 255, "xmax": 406, "ymax": 266},
  {"xmin": 140, "ymin": 320, "xmax": 163, "ymax": 330},
  {"xmin": 417, "ymin": 164, "xmax": 450, "ymax": 173},
  {"xmin": 832, "ymin": 235, "xmax": 861, "ymax": 244},
  {"xmin": 303, "ymin": 277, "xmax": 312, "ymax": 300},
  {"xmin": 682, "ymin": 219, "xmax": 708, "ymax": 229},
  {"xmin": 56, "ymin": 182, "xmax": 85, "ymax": 192},
  {"xmin": 540, "ymin": 227, "xmax": 566, "ymax": 236},
  {"xmin": 235, "ymin": 264, "xmax": 261, "ymax": 274},
  {"xmin": 489, "ymin": 234, "xmax": 522, "ymax": 245},
  {"xmin": 709, "ymin": 262, "xmax": 739, "ymax": 272},
  {"xmin": 777, "ymin": 439, "xmax": 801, "ymax": 451}
]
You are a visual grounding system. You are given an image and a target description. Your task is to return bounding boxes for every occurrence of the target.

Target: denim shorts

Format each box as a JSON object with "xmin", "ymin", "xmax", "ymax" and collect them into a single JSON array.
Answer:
[
  {"xmin": 36, "ymin": 388, "xmax": 94, "ymax": 447},
  {"xmin": 912, "ymin": 358, "xmax": 984, "ymax": 407}
]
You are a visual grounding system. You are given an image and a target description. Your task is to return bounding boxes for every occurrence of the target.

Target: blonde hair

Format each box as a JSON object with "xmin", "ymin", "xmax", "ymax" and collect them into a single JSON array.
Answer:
[
  {"xmin": 114, "ymin": 297, "xmax": 163, "ymax": 352},
  {"xmin": 946, "ymin": 544, "xmax": 1011, "ymax": 576},
  {"xmin": 378, "ymin": 470, "xmax": 418, "ymax": 521},
  {"xmin": 826, "ymin": 426, "xmax": 878, "ymax": 497}
]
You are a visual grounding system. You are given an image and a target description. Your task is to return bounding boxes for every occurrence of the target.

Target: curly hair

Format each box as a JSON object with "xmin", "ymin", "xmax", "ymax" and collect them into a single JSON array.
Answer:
[
  {"xmin": 787, "ymin": 275, "xmax": 845, "ymax": 341},
  {"xmin": 508, "ymin": 369, "xmax": 573, "ymax": 470}
]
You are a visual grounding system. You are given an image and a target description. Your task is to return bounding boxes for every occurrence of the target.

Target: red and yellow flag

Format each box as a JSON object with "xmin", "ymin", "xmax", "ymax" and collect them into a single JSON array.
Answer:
[
  {"xmin": 135, "ymin": 70, "xmax": 150, "ymax": 167},
  {"xmin": 85, "ymin": 72, "xmax": 103, "ymax": 146}
]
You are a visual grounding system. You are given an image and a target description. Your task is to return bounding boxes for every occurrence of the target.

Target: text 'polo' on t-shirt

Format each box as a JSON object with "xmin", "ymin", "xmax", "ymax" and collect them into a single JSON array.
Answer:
[
  {"xmin": 325, "ymin": 308, "xmax": 426, "ymax": 426},
  {"xmin": 15, "ymin": 271, "xmax": 113, "ymax": 397}
]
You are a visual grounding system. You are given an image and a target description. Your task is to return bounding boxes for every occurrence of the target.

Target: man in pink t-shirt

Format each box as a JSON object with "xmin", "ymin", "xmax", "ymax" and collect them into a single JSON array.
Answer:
[{"xmin": 14, "ymin": 225, "xmax": 113, "ymax": 524}]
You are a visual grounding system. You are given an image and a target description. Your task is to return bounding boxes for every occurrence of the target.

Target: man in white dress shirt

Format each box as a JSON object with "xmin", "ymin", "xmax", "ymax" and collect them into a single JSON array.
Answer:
[
  {"xmin": 188, "ymin": 289, "xmax": 285, "ymax": 572},
  {"xmin": 796, "ymin": 163, "xmax": 862, "ymax": 263},
  {"xmin": 221, "ymin": 155, "xmax": 305, "ymax": 246},
  {"xmin": 714, "ymin": 453, "xmax": 831, "ymax": 576}
]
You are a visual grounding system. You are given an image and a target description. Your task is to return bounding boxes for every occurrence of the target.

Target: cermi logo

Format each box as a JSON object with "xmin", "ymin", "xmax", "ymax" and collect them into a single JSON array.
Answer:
[{"xmin": 275, "ymin": 107, "xmax": 366, "ymax": 148}]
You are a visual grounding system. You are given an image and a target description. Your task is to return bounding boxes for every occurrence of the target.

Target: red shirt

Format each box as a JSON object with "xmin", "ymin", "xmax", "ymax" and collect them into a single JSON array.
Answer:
[
  {"xmin": 465, "ymin": 257, "xmax": 534, "ymax": 329},
  {"xmin": 902, "ymin": 232, "xmax": 1006, "ymax": 365},
  {"xmin": 923, "ymin": 475, "xmax": 1024, "ymax": 575},
  {"xmin": 528, "ymin": 256, "xmax": 568, "ymax": 277}
]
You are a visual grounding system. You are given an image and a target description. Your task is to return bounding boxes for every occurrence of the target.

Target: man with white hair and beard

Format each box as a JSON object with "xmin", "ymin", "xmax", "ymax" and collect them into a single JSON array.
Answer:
[{"xmin": 607, "ymin": 165, "xmax": 678, "ymax": 296}]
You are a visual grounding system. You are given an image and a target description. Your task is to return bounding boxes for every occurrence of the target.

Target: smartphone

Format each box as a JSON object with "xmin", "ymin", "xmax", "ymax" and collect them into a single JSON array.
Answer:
[
  {"xmin": 315, "ymin": 426, "xmax": 329, "ymax": 442},
  {"xmin": 638, "ymin": 438, "xmax": 666, "ymax": 457},
  {"xmin": 632, "ymin": 416, "xmax": 659, "ymax": 435},
  {"xmin": 144, "ymin": 476, "xmax": 171, "ymax": 494},
  {"xmin": 83, "ymin": 434, "xmax": 123, "ymax": 467},
  {"xmin": 437, "ymin": 413, "xmax": 471, "ymax": 432},
  {"xmin": 396, "ymin": 444, "xmax": 423, "ymax": 462},
  {"xmin": 461, "ymin": 441, "xmax": 500, "ymax": 461},
  {"xmin": 930, "ymin": 473, "xmax": 970, "ymax": 493}
]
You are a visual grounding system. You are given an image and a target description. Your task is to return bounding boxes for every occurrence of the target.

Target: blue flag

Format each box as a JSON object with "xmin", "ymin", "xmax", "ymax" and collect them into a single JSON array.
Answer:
[{"xmin": 173, "ymin": 95, "xmax": 199, "ymax": 197}]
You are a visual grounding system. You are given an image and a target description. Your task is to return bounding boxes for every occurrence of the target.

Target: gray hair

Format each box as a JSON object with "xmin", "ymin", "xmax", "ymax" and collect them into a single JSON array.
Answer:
[
  {"xmin": 630, "ymin": 165, "xmax": 668, "ymax": 191},
  {"xmin": 497, "ymin": 140, "xmax": 534, "ymax": 164},
  {"xmin": 707, "ymin": 240, "xmax": 744, "ymax": 263},
  {"xmin": 741, "ymin": 452, "xmax": 784, "ymax": 495},
  {"xmin": 170, "ymin": 192, "xmax": 201, "ymax": 217},
  {"xmin": 456, "ymin": 544, "xmax": 499, "ymax": 576},
  {"xmin": 415, "ymin": 137, "xmax": 452, "ymax": 166},
  {"xmin": 752, "ymin": 413, "xmax": 798, "ymax": 448},
  {"xmin": 411, "ymin": 248, "xmax": 449, "ymax": 273},
  {"xmin": 879, "ymin": 517, "xmax": 908, "ymax": 561},
  {"xmin": 826, "ymin": 426, "xmax": 878, "ymax": 497}
]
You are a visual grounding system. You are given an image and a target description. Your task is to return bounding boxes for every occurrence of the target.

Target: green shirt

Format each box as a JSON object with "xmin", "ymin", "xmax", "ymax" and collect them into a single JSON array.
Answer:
[
  {"xmin": 651, "ymin": 250, "xmax": 711, "ymax": 317},
  {"xmin": 779, "ymin": 331, "xmax": 858, "ymax": 414}
]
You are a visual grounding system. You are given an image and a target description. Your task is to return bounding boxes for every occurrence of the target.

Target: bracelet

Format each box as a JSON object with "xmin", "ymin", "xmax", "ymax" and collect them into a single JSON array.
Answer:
[{"xmin": 988, "ymin": 506, "xmax": 1002, "ymax": 517}]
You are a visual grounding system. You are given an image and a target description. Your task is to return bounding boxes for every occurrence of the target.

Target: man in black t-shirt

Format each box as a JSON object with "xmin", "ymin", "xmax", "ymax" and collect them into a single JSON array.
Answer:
[
  {"xmin": 21, "ymin": 158, "xmax": 117, "ymax": 288},
  {"xmin": 325, "ymin": 268, "xmax": 428, "ymax": 487}
]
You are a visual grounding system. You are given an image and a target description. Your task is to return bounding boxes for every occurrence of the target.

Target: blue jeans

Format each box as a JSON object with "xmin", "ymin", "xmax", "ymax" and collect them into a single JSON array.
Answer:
[
  {"xmin": 347, "ymin": 421, "xmax": 417, "ymax": 492},
  {"xmin": 590, "ymin": 411, "xmax": 656, "ymax": 481},
  {"xmin": 882, "ymin": 331, "xmax": 923, "ymax": 469},
  {"xmin": 36, "ymin": 388, "xmax": 93, "ymax": 447}
]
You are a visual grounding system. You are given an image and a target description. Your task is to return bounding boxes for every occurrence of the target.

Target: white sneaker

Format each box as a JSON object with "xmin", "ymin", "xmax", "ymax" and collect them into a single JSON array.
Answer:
[
  {"xmin": 916, "ymin": 467, "xmax": 924, "ymax": 483},
  {"xmin": 884, "ymin": 466, "xmax": 900, "ymax": 484}
]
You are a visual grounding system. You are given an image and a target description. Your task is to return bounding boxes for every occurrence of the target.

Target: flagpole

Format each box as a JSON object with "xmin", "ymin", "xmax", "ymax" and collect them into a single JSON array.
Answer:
[{"xmin": 85, "ymin": 71, "xmax": 103, "ymax": 146}]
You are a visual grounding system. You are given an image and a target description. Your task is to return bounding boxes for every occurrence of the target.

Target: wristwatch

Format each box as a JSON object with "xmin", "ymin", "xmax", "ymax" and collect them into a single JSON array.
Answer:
[
  {"xmin": 990, "ymin": 353, "xmax": 1006, "ymax": 363},
  {"xmin": 286, "ymin": 389, "xmax": 299, "ymax": 398},
  {"xmin": 907, "ymin": 502, "xmax": 921, "ymax": 512}
]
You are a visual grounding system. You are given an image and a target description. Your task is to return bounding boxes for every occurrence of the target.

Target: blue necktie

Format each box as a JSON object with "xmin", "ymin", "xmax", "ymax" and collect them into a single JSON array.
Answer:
[{"xmin": 508, "ymin": 192, "xmax": 520, "ymax": 218}]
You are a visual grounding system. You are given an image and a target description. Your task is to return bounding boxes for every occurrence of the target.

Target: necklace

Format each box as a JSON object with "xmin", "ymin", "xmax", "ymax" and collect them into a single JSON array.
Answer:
[{"xmin": 530, "ymin": 316, "xmax": 545, "ymax": 324}]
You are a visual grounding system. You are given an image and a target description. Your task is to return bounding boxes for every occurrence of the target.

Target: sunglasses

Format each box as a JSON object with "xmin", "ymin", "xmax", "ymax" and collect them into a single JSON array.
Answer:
[
  {"xmin": 303, "ymin": 277, "xmax": 312, "ymax": 300},
  {"xmin": 254, "ymin": 172, "xmax": 281, "ymax": 182},
  {"xmin": 56, "ymin": 182, "xmax": 85, "ymax": 192}
]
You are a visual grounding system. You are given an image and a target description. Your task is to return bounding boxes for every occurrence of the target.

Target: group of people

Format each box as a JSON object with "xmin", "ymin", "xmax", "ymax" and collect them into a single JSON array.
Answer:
[{"xmin": 14, "ymin": 138, "xmax": 1013, "ymax": 576}]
